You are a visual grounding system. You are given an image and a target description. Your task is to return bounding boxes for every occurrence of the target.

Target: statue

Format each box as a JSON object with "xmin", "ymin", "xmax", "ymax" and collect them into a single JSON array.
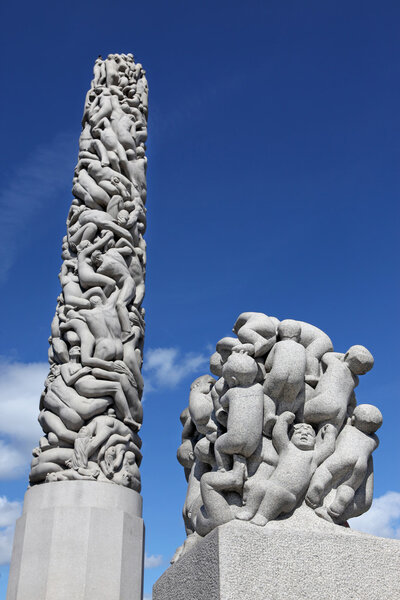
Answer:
[
  {"xmin": 29, "ymin": 54, "xmax": 148, "ymax": 490},
  {"xmin": 172, "ymin": 311, "xmax": 383, "ymax": 562}
]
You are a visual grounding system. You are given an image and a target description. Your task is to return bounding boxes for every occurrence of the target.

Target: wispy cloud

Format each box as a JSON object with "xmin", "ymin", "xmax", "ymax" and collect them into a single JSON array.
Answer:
[
  {"xmin": 144, "ymin": 553, "xmax": 163, "ymax": 569},
  {"xmin": 143, "ymin": 347, "xmax": 208, "ymax": 390},
  {"xmin": 350, "ymin": 491, "xmax": 400, "ymax": 539},
  {"xmin": 0, "ymin": 132, "xmax": 76, "ymax": 282},
  {"xmin": 0, "ymin": 361, "xmax": 47, "ymax": 479},
  {"xmin": 0, "ymin": 496, "xmax": 22, "ymax": 565}
]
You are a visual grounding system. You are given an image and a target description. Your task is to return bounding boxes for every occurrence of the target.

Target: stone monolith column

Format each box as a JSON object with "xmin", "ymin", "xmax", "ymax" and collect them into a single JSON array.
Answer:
[{"xmin": 7, "ymin": 53, "xmax": 148, "ymax": 600}]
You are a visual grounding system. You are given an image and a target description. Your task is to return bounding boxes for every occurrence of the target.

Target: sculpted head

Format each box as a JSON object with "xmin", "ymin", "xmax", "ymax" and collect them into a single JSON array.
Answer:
[
  {"xmin": 77, "ymin": 240, "xmax": 91, "ymax": 252},
  {"xmin": 352, "ymin": 404, "xmax": 383, "ymax": 434},
  {"xmin": 177, "ymin": 439, "xmax": 195, "ymax": 469},
  {"xmin": 344, "ymin": 345, "xmax": 374, "ymax": 375},
  {"xmin": 290, "ymin": 423, "xmax": 316, "ymax": 450},
  {"xmin": 124, "ymin": 451, "xmax": 136, "ymax": 465},
  {"xmin": 117, "ymin": 209, "xmax": 129, "ymax": 226},
  {"xmin": 278, "ymin": 320, "xmax": 302, "ymax": 342},
  {"xmin": 190, "ymin": 375, "xmax": 216, "ymax": 393},
  {"xmin": 222, "ymin": 352, "xmax": 258, "ymax": 388},
  {"xmin": 91, "ymin": 250, "xmax": 103, "ymax": 266},
  {"xmin": 69, "ymin": 345, "xmax": 81, "ymax": 359},
  {"xmin": 89, "ymin": 295, "xmax": 103, "ymax": 308}
]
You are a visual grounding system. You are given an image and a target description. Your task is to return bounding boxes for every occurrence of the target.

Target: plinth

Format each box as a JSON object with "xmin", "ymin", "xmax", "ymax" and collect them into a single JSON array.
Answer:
[
  {"xmin": 153, "ymin": 517, "xmax": 400, "ymax": 600},
  {"xmin": 7, "ymin": 481, "xmax": 144, "ymax": 600}
]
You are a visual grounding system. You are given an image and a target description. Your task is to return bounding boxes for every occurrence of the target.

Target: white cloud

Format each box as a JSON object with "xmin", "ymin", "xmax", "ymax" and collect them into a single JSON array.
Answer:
[
  {"xmin": 0, "ymin": 361, "xmax": 47, "ymax": 479},
  {"xmin": 143, "ymin": 595, "xmax": 152, "ymax": 600},
  {"xmin": 144, "ymin": 553, "xmax": 163, "ymax": 569},
  {"xmin": 0, "ymin": 496, "xmax": 22, "ymax": 565},
  {"xmin": 0, "ymin": 133, "xmax": 76, "ymax": 281},
  {"xmin": 350, "ymin": 491, "xmax": 400, "ymax": 539},
  {"xmin": 143, "ymin": 347, "xmax": 208, "ymax": 389}
]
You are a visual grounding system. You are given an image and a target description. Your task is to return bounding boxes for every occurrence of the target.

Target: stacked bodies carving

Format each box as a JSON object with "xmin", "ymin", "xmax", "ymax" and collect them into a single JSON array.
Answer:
[
  {"xmin": 174, "ymin": 312, "xmax": 382, "ymax": 562},
  {"xmin": 30, "ymin": 53, "xmax": 148, "ymax": 491}
]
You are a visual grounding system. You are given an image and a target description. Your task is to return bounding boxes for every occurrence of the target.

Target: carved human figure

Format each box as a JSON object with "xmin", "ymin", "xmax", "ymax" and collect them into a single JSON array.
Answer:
[
  {"xmin": 194, "ymin": 458, "xmax": 246, "ymax": 539},
  {"xmin": 296, "ymin": 320, "xmax": 334, "ymax": 387},
  {"xmin": 235, "ymin": 436, "xmax": 278, "ymax": 521},
  {"xmin": 30, "ymin": 446, "xmax": 75, "ymax": 484},
  {"xmin": 233, "ymin": 312, "xmax": 278, "ymax": 357},
  {"xmin": 250, "ymin": 413, "xmax": 336, "ymax": 526},
  {"xmin": 76, "ymin": 232, "xmax": 116, "ymax": 293},
  {"xmin": 72, "ymin": 168, "xmax": 111, "ymax": 210},
  {"xmin": 92, "ymin": 56, "xmax": 106, "ymax": 87},
  {"xmin": 188, "ymin": 375, "xmax": 217, "ymax": 437},
  {"xmin": 263, "ymin": 320, "xmax": 307, "ymax": 434},
  {"xmin": 209, "ymin": 337, "xmax": 238, "ymax": 377},
  {"xmin": 59, "ymin": 260, "xmax": 91, "ymax": 309},
  {"xmin": 60, "ymin": 347, "xmax": 140, "ymax": 430},
  {"xmin": 306, "ymin": 404, "xmax": 382, "ymax": 522},
  {"xmin": 214, "ymin": 352, "xmax": 264, "ymax": 474},
  {"xmin": 112, "ymin": 451, "xmax": 141, "ymax": 490},
  {"xmin": 41, "ymin": 362, "xmax": 110, "ymax": 428},
  {"xmin": 304, "ymin": 345, "xmax": 374, "ymax": 432},
  {"xmin": 70, "ymin": 210, "xmax": 133, "ymax": 251},
  {"xmin": 92, "ymin": 117, "xmax": 129, "ymax": 175},
  {"xmin": 91, "ymin": 244, "xmax": 136, "ymax": 339}
]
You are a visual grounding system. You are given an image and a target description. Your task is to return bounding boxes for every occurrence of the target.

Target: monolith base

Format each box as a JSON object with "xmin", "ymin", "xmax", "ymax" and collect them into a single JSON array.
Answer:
[
  {"xmin": 153, "ymin": 518, "xmax": 400, "ymax": 600},
  {"xmin": 7, "ymin": 481, "xmax": 144, "ymax": 600}
]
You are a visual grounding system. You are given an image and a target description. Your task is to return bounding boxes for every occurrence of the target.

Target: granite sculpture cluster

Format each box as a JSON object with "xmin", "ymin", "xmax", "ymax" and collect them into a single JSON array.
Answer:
[
  {"xmin": 174, "ymin": 312, "xmax": 382, "ymax": 561},
  {"xmin": 29, "ymin": 54, "xmax": 148, "ymax": 491}
]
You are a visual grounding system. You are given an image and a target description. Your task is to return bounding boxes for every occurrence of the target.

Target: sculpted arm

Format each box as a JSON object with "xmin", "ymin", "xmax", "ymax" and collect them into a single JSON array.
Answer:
[
  {"xmin": 272, "ymin": 411, "xmax": 294, "ymax": 453},
  {"xmin": 264, "ymin": 346, "xmax": 276, "ymax": 373},
  {"xmin": 314, "ymin": 424, "xmax": 336, "ymax": 466}
]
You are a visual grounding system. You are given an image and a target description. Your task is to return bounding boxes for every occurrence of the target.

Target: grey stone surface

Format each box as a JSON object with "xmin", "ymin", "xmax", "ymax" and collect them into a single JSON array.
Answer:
[
  {"xmin": 155, "ymin": 518, "xmax": 400, "ymax": 600},
  {"xmin": 29, "ymin": 53, "xmax": 148, "ymax": 489},
  {"xmin": 174, "ymin": 312, "xmax": 382, "ymax": 562},
  {"xmin": 7, "ymin": 481, "xmax": 144, "ymax": 600}
]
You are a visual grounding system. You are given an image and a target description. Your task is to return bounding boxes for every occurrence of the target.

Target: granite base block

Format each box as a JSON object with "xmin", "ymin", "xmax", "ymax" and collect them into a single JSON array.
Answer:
[
  {"xmin": 7, "ymin": 480, "xmax": 144, "ymax": 600},
  {"xmin": 153, "ymin": 519, "xmax": 400, "ymax": 600}
]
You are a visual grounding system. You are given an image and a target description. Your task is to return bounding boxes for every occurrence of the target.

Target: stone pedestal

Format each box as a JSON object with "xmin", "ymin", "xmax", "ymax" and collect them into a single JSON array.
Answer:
[
  {"xmin": 7, "ymin": 481, "xmax": 144, "ymax": 600},
  {"xmin": 153, "ymin": 517, "xmax": 400, "ymax": 600}
]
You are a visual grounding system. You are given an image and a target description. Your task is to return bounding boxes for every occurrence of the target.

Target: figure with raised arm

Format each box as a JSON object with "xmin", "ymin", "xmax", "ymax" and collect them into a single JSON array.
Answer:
[{"xmin": 251, "ymin": 412, "xmax": 336, "ymax": 526}]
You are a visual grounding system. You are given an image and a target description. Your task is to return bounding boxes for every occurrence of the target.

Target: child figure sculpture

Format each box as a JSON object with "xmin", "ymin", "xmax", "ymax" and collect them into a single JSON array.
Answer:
[
  {"xmin": 251, "ymin": 412, "xmax": 336, "ymax": 526},
  {"xmin": 214, "ymin": 351, "xmax": 264, "ymax": 475},
  {"xmin": 263, "ymin": 320, "xmax": 307, "ymax": 435},
  {"xmin": 304, "ymin": 345, "xmax": 374, "ymax": 433},
  {"xmin": 306, "ymin": 403, "xmax": 382, "ymax": 522}
]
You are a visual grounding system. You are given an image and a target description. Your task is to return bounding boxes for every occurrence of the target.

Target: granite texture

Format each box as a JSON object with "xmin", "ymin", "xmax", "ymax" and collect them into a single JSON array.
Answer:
[
  {"xmin": 155, "ymin": 517, "xmax": 400, "ymax": 600},
  {"xmin": 7, "ymin": 481, "xmax": 144, "ymax": 600},
  {"xmin": 175, "ymin": 312, "xmax": 382, "ymax": 560},
  {"xmin": 29, "ymin": 53, "xmax": 148, "ymax": 490}
]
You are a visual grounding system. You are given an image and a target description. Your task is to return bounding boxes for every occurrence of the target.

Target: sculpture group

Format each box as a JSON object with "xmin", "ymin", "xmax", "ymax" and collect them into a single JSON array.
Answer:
[
  {"xmin": 29, "ymin": 53, "xmax": 148, "ymax": 491},
  {"xmin": 174, "ymin": 312, "xmax": 382, "ymax": 561}
]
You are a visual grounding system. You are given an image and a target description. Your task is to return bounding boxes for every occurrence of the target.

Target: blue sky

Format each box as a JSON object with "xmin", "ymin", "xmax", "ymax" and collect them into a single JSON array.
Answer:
[{"xmin": 0, "ymin": 1, "xmax": 399, "ymax": 597}]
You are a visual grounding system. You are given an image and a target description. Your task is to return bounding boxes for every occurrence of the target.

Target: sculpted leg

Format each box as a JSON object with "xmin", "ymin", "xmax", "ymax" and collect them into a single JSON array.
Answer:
[
  {"xmin": 39, "ymin": 410, "xmax": 78, "ymax": 445},
  {"xmin": 251, "ymin": 481, "xmax": 296, "ymax": 526},
  {"xmin": 214, "ymin": 433, "xmax": 237, "ymax": 471},
  {"xmin": 42, "ymin": 390, "xmax": 84, "ymax": 431},
  {"xmin": 328, "ymin": 462, "xmax": 367, "ymax": 518},
  {"xmin": 306, "ymin": 463, "xmax": 333, "ymax": 509}
]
